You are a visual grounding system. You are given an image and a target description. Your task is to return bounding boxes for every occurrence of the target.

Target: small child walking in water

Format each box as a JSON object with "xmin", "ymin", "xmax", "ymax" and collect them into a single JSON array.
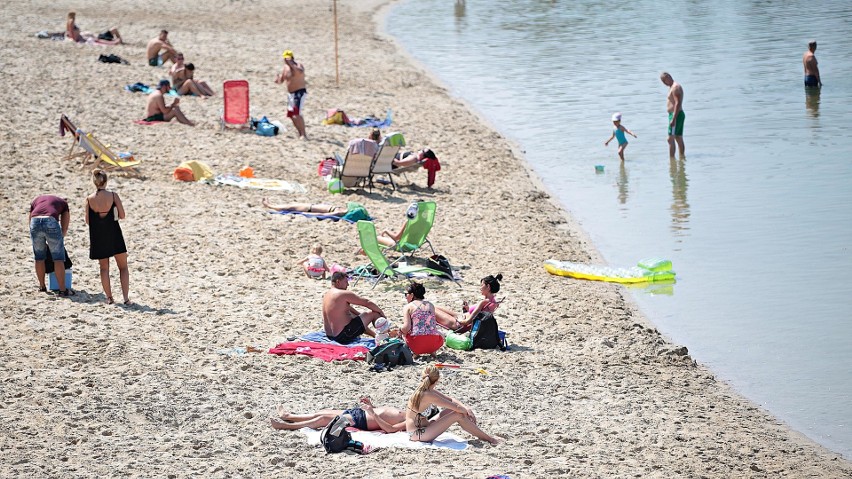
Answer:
[
  {"xmin": 295, "ymin": 243, "xmax": 329, "ymax": 279},
  {"xmin": 604, "ymin": 112, "xmax": 637, "ymax": 161}
]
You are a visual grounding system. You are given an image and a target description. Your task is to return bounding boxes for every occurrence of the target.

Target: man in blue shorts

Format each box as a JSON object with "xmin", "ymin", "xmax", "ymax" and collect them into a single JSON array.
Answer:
[
  {"xmin": 803, "ymin": 40, "xmax": 822, "ymax": 88},
  {"xmin": 322, "ymin": 272, "xmax": 386, "ymax": 344},
  {"xmin": 29, "ymin": 194, "xmax": 71, "ymax": 296},
  {"xmin": 660, "ymin": 72, "xmax": 685, "ymax": 158}
]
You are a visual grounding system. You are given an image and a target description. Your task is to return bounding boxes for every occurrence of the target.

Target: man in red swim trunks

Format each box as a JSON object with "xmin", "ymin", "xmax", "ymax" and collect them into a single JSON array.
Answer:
[
  {"xmin": 275, "ymin": 50, "xmax": 308, "ymax": 139},
  {"xmin": 322, "ymin": 272, "xmax": 385, "ymax": 344}
]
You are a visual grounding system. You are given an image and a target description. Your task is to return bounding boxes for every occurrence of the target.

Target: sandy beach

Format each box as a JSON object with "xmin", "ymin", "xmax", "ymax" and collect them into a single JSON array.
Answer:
[{"xmin": 1, "ymin": 0, "xmax": 850, "ymax": 477}]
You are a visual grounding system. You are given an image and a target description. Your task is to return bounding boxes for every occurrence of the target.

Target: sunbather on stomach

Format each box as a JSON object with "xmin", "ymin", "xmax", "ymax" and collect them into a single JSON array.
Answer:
[{"xmin": 270, "ymin": 397, "xmax": 410, "ymax": 433}]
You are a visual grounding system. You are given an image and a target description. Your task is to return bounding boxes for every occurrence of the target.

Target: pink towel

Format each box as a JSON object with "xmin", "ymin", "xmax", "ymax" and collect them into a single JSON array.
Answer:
[
  {"xmin": 347, "ymin": 138, "xmax": 378, "ymax": 157},
  {"xmin": 268, "ymin": 341, "xmax": 369, "ymax": 362}
]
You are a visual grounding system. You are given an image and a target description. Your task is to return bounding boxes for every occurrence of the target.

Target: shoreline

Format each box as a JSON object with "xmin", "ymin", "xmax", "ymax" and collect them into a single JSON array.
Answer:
[{"xmin": 1, "ymin": 1, "xmax": 849, "ymax": 477}]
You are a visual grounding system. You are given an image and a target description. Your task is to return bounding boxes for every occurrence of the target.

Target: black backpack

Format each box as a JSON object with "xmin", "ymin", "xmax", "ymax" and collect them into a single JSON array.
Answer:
[
  {"xmin": 366, "ymin": 339, "xmax": 413, "ymax": 368},
  {"xmin": 470, "ymin": 312, "xmax": 504, "ymax": 350},
  {"xmin": 319, "ymin": 415, "xmax": 363, "ymax": 454},
  {"xmin": 426, "ymin": 254, "xmax": 454, "ymax": 279}
]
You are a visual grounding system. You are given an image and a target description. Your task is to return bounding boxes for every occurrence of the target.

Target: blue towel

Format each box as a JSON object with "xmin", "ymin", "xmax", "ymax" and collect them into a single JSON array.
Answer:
[
  {"xmin": 346, "ymin": 109, "xmax": 392, "ymax": 128},
  {"xmin": 299, "ymin": 331, "xmax": 375, "ymax": 349},
  {"xmin": 124, "ymin": 82, "xmax": 179, "ymax": 96}
]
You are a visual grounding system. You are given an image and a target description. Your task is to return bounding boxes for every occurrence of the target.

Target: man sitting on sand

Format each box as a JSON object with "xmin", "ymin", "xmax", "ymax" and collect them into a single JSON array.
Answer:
[
  {"xmin": 271, "ymin": 397, "xmax": 428, "ymax": 433},
  {"xmin": 144, "ymin": 80, "xmax": 195, "ymax": 126},
  {"xmin": 322, "ymin": 272, "xmax": 385, "ymax": 344},
  {"xmin": 146, "ymin": 30, "xmax": 176, "ymax": 66}
]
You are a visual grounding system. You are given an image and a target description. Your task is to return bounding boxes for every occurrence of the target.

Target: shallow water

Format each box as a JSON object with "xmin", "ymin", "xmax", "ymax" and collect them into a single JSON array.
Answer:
[{"xmin": 387, "ymin": 0, "xmax": 852, "ymax": 457}]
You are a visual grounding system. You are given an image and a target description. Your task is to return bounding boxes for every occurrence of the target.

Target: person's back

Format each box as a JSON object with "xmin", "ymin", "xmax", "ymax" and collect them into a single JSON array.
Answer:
[
  {"xmin": 803, "ymin": 40, "xmax": 821, "ymax": 87},
  {"xmin": 145, "ymin": 89, "xmax": 165, "ymax": 118}
]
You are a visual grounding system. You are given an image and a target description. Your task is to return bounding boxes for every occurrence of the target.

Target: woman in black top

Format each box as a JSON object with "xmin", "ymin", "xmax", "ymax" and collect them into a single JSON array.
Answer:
[{"xmin": 85, "ymin": 170, "xmax": 129, "ymax": 304}]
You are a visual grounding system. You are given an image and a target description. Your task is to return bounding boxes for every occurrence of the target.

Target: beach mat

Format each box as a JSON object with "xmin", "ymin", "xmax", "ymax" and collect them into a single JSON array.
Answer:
[
  {"xmin": 270, "ymin": 210, "xmax": 351, "ymax": 222},
  {"xmin": 212, "ymin": 174, "xmax": 307, "ymax": 193},
  {"xmin": 268, "ymin": 341, "xmax": 369, "ymax": 361},
  {"xmin": 298, "ymin": 331, "xmax": 375, "ymax": 349},
  {"xmin": 299, "ymin": 427, "xmax": 468, "ymax": 450}
]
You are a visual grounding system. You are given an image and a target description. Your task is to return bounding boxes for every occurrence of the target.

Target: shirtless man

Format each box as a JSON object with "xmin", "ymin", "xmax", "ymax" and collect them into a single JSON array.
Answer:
[
  {"xmin": 322, "ymin": 272, "xmax": 385, "ymax": 344},
  {"xmin": 803, "ymin": 40, "xmax": 822, "ymax": 88},
  {"xmin": 146, "ymin": 30, "xmax": 176, "ymax": 67},
  {"xmin": 275, "ymin": 50, "xmax": 308, "ymax": 139},
  {"xmin": 271, "ymin": 397, "xmax": 421, "ymax": 433},
  {"xmin": 144, "ymin": 80, "xmax": 194, "ymax": 126},
  {"xmin": 660, "ymin": 72, "xmax": 685, "ymax": 158},
  {"xmin": 169, "ymin": 53, "xmax": 214, "ymax": 97}
]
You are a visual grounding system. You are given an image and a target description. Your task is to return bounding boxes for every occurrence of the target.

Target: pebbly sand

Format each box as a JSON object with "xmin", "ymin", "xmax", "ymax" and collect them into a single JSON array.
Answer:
[{"xmin": 1, "ymin": 0, "xmax": 850, "ymax": 477}]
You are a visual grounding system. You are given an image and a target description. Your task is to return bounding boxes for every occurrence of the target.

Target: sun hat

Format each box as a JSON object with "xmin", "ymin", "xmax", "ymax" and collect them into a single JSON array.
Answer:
[
  {"xmin": 612, "ymin": 112, "xmax": 622, "ymax": 121},
  {"xmin": 282, "ymin": 50, "xmax": 294, "ymax": 59}
]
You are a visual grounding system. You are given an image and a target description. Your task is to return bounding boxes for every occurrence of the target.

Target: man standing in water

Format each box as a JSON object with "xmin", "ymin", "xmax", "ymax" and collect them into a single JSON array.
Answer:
[
  {"xmin": 660, "ymin": 72, "xmax": 685, "ymax": 158},
  {"xmin": 803, "ymin": 40, "xmax": 822, "ymax": 88},
  {"xmin": 275, "ymin": 50, "xmax": 308, "ymax": 139}
]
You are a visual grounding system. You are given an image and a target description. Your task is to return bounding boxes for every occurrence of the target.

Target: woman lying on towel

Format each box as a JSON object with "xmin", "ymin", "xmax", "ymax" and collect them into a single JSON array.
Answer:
[
  {"xmin": 262, "ymin": 199, "xmax": 348, "ymax": 215},
  {"xmin": 434, "ymin": 273, "xmax": 504, "ymax": 332},
  {"xmin": 406, "ymin": 365, "xmax": 501, "ymax": 444},
  {"xmin": 271, "ymin": 397, "xmax": 434, "ymax": 433}
]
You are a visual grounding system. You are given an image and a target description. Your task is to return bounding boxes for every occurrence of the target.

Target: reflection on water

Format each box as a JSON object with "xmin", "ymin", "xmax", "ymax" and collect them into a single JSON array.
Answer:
[
  {"xmin": 805, "ymin": 87, "xmax": 821, "ymax": 118},
  {"xmin": 617, "ymin": 162, "xmax": 629, "ymax": 205},
  {"xmin": 454, "ymin": 0, "xmax": 465, "ymax": 18},
  {"xmin": 669, "ymin": 156, "xmax": 690, "ymax": 237}
]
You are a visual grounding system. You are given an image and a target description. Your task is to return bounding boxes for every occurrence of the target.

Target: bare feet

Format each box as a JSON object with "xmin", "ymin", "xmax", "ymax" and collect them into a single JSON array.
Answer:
[
  {"xmin": 276, "ymin": 404, "xmax": 289, "ymax": 419},
  {"xmin": 262, "ymin": 197, "xmax": 272, "ymax": 209},
  {"xmin": 270, "ymin": 418, "xmax": 289, "ymax": 430}
]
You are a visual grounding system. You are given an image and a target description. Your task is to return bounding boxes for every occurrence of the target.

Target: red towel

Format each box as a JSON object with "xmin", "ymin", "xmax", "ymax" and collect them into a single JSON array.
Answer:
[
  {"xmin": 423, "ymin": 157, "xmax": 441, "ymax": 187},
  {"xmin": 268, "ymin": 341, "xmax": 369, "ymax": 362}
]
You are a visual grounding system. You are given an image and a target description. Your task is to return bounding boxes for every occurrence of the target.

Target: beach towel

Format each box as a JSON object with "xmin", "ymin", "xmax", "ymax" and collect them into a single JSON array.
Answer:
[
  {"xmin": 346, "ymin": 110, "xmax": 393, "ymax": 129},
  {"xmin": 347, "ymin": 138, "xmax": 378, "ymax": 157},
  {"xmin": 211, "ymin": 174, "xmax": 307, "ymax": 193},
  {"xmin": 36, "ymin": 31, "xmax": 66, "ymax": 40},
  {"xmin": 268, "ymin": 341, "xmax": 369, "ymax": 361},
  {"xmin": 299, "ymin": 427, "xmax": 468, "ymax": 450},
  {"xmin": 124, "ymin": 82, "xmax": 179, "ymax": 96},
  {"xmin": 270, "ymin": 207, "xmax": 372, "ymax": 224},
  {"xmin": 174, "ymin": 160, "xmax": 215, "ymax": 181},
  {"xmin": 298, "ymin": 331, "xmax": 375, "ymax": 349}
]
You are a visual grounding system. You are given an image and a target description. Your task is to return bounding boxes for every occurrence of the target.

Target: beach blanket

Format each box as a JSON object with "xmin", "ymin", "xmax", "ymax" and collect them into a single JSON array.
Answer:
[
  {"xmin": 270, "ymin": 208, "xmax": 372, "ymax": 224},
  {"xmin": 36, "ymin": 31, "xmax": 66, "ymax": 40},
  {"xmin": 212, "ymin": 174, "xmax": 307, "ymax": 192},
  {"xmin": 124, "ymin": 82, "xmax": 179, "ymax": 96},
  {"xmin": 298, "ymin": 331, "xmax": 375, "ymax": 348},
  {"xmin": 299, "ymin": 427, "xmax": 468, "ymax": 450},
  {"xmin": 347, "ymin": 109, "xmax": 392, "ymax": 128},
  {"xmin": 269, "ymin": 342, "xmax": 369, "ymax": 361}
]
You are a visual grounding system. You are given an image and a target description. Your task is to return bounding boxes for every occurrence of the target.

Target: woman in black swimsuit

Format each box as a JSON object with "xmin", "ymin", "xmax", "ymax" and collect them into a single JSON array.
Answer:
[
  {"xmin": 405, "ymin": 365, "xmax": 501, "ymax": 444},
  {"xmin": 85, "ymin": 170, "xmax": 130, "ymax": 305}
]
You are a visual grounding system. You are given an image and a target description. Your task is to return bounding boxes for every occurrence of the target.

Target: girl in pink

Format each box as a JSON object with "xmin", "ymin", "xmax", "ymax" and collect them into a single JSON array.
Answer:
[
  {"xmin": 435, "ymin": 273, "xmax": 504, "ymax": 331},
  {"xmin": 295, "ymin": 243, "xmax": 328, "ymax": 279}
]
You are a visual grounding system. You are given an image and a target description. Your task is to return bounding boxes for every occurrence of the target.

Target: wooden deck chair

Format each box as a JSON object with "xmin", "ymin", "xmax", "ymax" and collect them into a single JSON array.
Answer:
[
  {"xmin": 368, "ymin": 132, "xmax": 406, "ymax": 191},
  {"xmin": 84, "ymin": 133, "xmax": 141, "ymax": 176},
  {"xmin": 334, "ymin": 139, "xmax": 377, "ymax": 189},
  {"xmin": 352, "ymin": 220, "xmax": 448, "ymax": 289},
  {"xmin": 221, "ymin": 80, "xmax": 250, "ymax": 130},
  {"xmin": 59, "ymin": 115, "xmax": 95, "ymax": 165},
  {"xmin": 382, "ymin": 200, "xmax": 437, "ymax": 259}
]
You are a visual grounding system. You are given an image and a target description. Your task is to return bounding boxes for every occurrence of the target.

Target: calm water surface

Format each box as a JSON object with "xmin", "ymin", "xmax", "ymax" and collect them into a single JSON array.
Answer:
[{"xmin": 387, "ymin": 0, "xmax": 852, "ymax": 457}]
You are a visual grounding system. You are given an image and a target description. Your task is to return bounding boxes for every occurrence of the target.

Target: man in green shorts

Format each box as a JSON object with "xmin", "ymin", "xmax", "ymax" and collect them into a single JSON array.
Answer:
[{"xmin": 660, "ymin": 72, "xmax": 685, "ymax": 158}]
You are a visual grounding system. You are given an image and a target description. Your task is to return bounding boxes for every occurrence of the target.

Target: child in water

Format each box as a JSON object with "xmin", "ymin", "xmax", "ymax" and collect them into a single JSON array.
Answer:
[
  {"xmin": 295, "ymin": 243, "xmax": 329, "ymax": 279},
  {"xmin": 604, "ymin": 112, "xmax": 637, "ymax": 161}
]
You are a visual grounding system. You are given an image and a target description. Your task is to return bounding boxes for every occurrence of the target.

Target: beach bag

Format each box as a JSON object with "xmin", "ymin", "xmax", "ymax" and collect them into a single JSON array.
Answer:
[
  {"xmin": 319, "ymin": 415, "xmax": 363, "ymax": 454},
  {"xmin": 470, "ymin": 312, "xmax": 503, "ymax": 350},
  {"xmin": 98, "ymin": 53, "xmax": 127, "ymax": 64},
  {"xmin": 427, "ymin": 254, "xmax": 453, "ymax": 278},
  {"xmin": 366, "ymin": 339, "xmax": 413, "ymax": 368}
]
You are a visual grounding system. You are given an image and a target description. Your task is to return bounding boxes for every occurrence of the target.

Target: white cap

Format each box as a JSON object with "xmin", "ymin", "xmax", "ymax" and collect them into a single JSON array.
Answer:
[
  {"xmin": 374, "ymin": 317, "xmax": 390, "ymax": 333},
  {"xmin": 612, "ymin": 112, "xmax": 622, "ymax": 122}
]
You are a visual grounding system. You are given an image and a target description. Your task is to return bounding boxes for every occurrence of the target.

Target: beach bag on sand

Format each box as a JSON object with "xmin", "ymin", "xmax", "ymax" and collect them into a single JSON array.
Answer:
[
  {"xmin": 427, "ymin": 254, "xmax": 453, "ymax": 278},
  {"xmin": 320, "ymin": 415, "xmax": 364, "ymax": 454},
  {"xmin": 470, "ymin": 312, "xmax": 504, "ymax": 350},
  {"xmin": 366, "ymin": 339, "xmax": 413, "ymax": 369}
]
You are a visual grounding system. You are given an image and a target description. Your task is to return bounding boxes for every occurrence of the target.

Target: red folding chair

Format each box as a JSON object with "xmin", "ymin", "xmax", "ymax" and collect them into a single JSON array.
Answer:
[{"xmin": 221, "ymin": 80, "xmax": 250, "ymax": 129}]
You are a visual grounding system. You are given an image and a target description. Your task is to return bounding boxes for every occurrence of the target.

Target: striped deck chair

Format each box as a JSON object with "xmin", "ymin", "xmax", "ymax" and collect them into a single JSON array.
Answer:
[{"xmin": 84, "ymin": 133, "xmax": 141, "ymax": 176}]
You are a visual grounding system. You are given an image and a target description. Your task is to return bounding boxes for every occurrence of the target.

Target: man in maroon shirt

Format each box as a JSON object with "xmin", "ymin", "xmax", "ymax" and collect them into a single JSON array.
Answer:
[{"xmin": 29, "ymin": 195, "xmax": 71, "ymax": 295}]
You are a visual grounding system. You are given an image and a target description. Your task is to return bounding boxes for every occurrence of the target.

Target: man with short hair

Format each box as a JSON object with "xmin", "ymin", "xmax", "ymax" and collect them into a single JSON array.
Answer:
[
  {"xmin": 275, "ymin": 50, "xmax": 308, "ymax": 139},
  {"xmin": 322, "ymin": 272, "xmax": 385, "ymax": 344},
  {"xmin": 660, "ymin": 72, "xmax": 685, "ymax": 158},
  {"xmin": 29, "ymin": 194, "xmax": 71, "ymax": 296},
  {"xmin": 144, "ymin": 79, "xmax": 195, "ymax": 125},
  {"xmin": 271, "ymin": 397, "xmax": 413, "ymax": 433},
  {"xmin": 146, "ymin": 30, "xmax": 176, "ymax": 66},
  {"xmin": 803, "ymin": 40, "xmax": 822, "ymax": 88}
]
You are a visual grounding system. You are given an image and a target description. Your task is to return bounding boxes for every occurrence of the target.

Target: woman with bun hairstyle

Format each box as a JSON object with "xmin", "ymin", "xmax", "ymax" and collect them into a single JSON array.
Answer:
[
  {"xmin": 405, "ymin": 365, "xmax": 501, "ymax": 444},
  {"xmin": 435, "ymin": 273, "xmax": 504, "ymax": 331},
  {"xmin": 85, "ymin": 169, "xmax": 130, "ymax": 305}
]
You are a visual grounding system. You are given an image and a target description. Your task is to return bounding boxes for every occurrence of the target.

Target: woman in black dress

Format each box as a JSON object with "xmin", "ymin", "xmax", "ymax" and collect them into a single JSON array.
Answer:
[{"xmin": 85, "ymin": 170, "xmax": 129, "ymax": 304}]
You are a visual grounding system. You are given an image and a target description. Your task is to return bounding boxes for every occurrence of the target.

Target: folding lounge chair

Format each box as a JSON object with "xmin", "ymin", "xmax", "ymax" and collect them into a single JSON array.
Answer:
[
  {"xmin": 352, "ymin": 220, "xmax": 447, "ymax": 289},
  {"xmin": 221, "ymin": 80, "xmax": 250, "ymax": 130},
  {"xmin": 59, "ymin": 115, "xmax": 95, "ymax": 165},
  {"xmin": 368, "ymin": 132, "xmax": 405, "ymax": 191},
  {"xmin": 382, "ymin": 200, "xmax": 437, "ymax": 259},
  {"xmin": 334, "ymin": 139, "xmax": 377, "ymax": 189},
  {"xmin": 84, "ymin": 133, "xmax": 141, "ymax": 176}
]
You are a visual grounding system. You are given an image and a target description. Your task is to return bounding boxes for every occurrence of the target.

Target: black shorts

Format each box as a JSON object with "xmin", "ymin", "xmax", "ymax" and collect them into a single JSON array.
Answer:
[
  {"xmin": 98, "ymin": 31, "xmax": 114, "ymax": 41},
  {"xmin": 342, "ymin": 407, "xmax": 368, "ymax": 430},
  {"xmin": 328, "ymin": 316, "xmax": 365, "ymax": 345}
]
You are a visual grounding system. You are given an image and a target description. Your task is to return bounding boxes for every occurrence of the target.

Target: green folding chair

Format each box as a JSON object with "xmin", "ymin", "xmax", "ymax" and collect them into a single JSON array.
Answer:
[
  {"xmin": 353, "ymin": 220, "xmax": 447, "ymax": 289},
  {"xmin": 382, "ymin": 201, "xmax": 437, "ymax": 259}
]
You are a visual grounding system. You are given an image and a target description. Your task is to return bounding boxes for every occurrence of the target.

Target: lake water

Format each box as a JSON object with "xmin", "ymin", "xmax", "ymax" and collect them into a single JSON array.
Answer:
[{"xmin": 387, "ymin": 0, "xmax": 852, "ymax": 458}]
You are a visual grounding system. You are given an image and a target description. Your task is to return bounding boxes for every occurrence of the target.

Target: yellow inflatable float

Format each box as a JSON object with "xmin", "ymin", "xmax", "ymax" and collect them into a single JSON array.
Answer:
[{"xmin": 544, "ymin": 258, "xmax": 675, "ymax": 284}]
